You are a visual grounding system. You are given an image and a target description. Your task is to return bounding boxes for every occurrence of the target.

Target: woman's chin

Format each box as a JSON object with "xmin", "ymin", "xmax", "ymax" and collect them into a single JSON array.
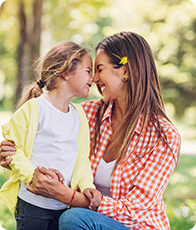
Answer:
[{"xmin": 102, "ymin": 96, "xmax": 110, "ymax": 103}]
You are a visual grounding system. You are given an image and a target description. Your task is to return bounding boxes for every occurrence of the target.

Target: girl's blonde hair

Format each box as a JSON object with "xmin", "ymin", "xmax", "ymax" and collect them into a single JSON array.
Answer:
[{"xmin": 16, "ymin": 41, "xmax": 89, "ymax": 109}]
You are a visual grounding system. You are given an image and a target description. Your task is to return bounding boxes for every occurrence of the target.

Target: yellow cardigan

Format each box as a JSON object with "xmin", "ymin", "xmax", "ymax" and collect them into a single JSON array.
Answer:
[{"xmin": 0, "ymin": 98, "xmax": 95, "ymax": 213}]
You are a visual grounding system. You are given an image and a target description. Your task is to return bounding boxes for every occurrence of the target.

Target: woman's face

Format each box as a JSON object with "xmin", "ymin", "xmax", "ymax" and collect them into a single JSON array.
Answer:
[{"xmin": 94, "ymin": 49, "xmax": 127, "ymax": 103}]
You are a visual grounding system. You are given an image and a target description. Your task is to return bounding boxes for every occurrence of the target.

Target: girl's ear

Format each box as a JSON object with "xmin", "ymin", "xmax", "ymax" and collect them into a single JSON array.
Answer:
[{"xmin": 62, "ymin": 73, "xmax": 70, "ymax": 81}]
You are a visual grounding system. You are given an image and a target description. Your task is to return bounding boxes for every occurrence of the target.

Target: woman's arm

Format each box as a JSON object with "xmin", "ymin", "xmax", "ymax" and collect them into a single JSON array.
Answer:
[{"xmin": 97, "ymin": 131, "xmax": 181, "ymax": 227}]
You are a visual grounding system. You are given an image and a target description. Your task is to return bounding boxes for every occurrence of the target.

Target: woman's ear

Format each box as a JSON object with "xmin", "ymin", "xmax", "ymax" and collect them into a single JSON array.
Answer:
[
  {"xmin": 122, "ymin": 65, "xmax": 128, "ymax": 77},
  {"xmin": 121, "ymin": 65, "xmax": 128, "ymax": 82}
]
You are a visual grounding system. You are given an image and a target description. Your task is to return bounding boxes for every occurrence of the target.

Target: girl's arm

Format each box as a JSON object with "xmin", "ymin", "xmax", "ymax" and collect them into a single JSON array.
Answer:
[{"xmin": 1, "ymin": 99, "xmax": 38, "ymax": 184}]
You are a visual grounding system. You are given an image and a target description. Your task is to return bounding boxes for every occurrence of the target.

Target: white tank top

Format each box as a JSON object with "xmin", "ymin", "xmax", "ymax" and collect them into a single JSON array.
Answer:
[
  {"xmin": 94, "ymin": 158, "xmax": 116, "ymax": 196},
  {"xmin": 18, "ymin": 94, "xmax": 80, "ymax": 210}
]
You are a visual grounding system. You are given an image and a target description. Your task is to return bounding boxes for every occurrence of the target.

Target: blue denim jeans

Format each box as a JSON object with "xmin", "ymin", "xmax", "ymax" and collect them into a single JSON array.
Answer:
[
  {"xmin": 16, "ymin": 197, "xmax": 67, "ymax": 230},
  {"xmin": 59, "ymin": 208, "xmax": 131, "ymax": 230}
]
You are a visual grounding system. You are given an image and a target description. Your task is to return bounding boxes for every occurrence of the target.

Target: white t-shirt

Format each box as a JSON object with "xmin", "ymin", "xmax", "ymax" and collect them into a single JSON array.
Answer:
[
  {"xmin": 18, "ymin": 94, "xmax": 80, "ymax": 210},
  {"xmin": 94, "ymin": 158, "xmax": 116, "ymax": 197}
]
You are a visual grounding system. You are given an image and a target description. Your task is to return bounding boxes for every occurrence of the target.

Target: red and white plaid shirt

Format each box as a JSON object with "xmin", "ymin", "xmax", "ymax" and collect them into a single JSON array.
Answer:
[{"xmin": 81, "ymin": 99, "xmax": 181, "ymax": 230}]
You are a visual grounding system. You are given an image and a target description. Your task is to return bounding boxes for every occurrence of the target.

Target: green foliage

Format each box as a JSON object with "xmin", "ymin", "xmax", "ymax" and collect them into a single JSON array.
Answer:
[
  {"xmin": 0, "ymin": 0, "xmax": 20, "ymax": 110},
  {"xmin": 1, "ymin": 0, "xmax": 196, "ymax": 120},
  {"xmin": 0, "ymin": 168, "xmax": 16, "ymax": 230},
  {"xmin": 102, "ymin": 0, "xmax": 196, "ymax": 119},
  {"xmin": 163, "ymin": 154, "xmax": 196, "ymax": 229}
]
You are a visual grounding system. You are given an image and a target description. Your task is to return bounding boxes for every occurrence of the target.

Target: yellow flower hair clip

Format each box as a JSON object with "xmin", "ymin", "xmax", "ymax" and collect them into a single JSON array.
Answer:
[{"xmin": 119, "ymin": 56, "xmax": 128, "ymax": 65}]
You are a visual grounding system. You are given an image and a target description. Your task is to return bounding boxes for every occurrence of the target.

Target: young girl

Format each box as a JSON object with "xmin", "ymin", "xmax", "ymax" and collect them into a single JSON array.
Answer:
[{"xmin": 0, "ymin": 41, "xmax": 102, "ymax": 230}]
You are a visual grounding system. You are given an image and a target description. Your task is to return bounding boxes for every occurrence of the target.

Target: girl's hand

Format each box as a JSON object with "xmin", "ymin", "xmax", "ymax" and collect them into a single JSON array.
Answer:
[
  {"xmin": 83, "ymin": 188, "xmax": 103, "ymax": 211},
  {"xmin": 0, "ymin": 140, "xmax": 16, "ymax": 169}
]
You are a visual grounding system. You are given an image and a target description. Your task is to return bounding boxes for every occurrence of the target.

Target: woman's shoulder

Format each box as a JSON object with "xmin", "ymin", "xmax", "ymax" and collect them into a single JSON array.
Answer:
[
  {"xmin": 157, "ymin": 115, "xmax": 181, "ymax": 142},
  {"xmin": 80, "ymin": 99, "xmax": 102, "ymax": 121},
  {"xmin": 80, "ymin": 99, "xmax": 102, "ymax": 111}
]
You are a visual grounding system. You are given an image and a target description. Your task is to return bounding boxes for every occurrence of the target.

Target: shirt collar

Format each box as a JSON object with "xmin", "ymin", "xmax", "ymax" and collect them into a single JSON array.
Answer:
[
  {"xmin": 101, "ymin": 101, "xmax": 114, "ymax": 123},
  {"xmin": 101, "ymin": 101, "xmax": 144, "ymax": 135},
  {"xmin": 135, "ymin": 114, "xmax": 144, "ymax": 135}
]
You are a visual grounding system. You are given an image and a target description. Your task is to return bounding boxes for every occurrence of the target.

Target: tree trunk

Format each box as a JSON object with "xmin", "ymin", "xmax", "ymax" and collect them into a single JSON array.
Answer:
[
  {"xmin": 29, "ymin": 0, "xmax": 43, "ymax": 81},
  {"xmin": 15, "ymin": 0, "xmax": 26, "ymax": 106},
  {"xmin": 15, "ymin": 0, "xmax": 43, "ymax": 105}
]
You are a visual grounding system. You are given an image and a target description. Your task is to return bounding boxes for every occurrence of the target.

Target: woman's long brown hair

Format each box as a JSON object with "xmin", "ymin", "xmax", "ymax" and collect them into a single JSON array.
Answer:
[{"xmin": 92, "ymin": 31, "xmax": 179, "ymax": 171}]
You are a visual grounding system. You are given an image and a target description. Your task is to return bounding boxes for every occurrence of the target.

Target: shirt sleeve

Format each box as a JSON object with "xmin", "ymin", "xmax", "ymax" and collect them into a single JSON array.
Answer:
[
  {"xmin": 71, "ymin": 103, "xmax": 95, "ymax": 192},
  {"xmin": 2, "ymin": 101, "xmax": 36, "ymax": 184},
  {"xmin": 97, "ymin": 131, "xmax": 181, "ymax": 227}
]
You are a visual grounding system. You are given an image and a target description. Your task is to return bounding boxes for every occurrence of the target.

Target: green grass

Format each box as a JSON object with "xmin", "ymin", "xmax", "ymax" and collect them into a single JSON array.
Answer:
[
  {"xmin": 164, "ymin": 154, "xmax": 196, "ymax": 230},
  {"xmin": 0, "ymin": 154, "xmax": 196, "ymax": 230},
  {"xmin": 0, "ymin": 169, "xmax": 16, "ymax": 230}
]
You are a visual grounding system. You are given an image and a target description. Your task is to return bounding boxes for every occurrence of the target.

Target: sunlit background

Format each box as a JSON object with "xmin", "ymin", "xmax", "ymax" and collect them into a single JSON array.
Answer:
[{"xmin": 0, "ymin": 0, "xmax": 196, "ymax": 229}]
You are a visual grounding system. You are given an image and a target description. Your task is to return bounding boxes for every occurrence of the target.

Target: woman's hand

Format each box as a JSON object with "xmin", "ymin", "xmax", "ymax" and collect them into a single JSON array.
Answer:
[
  {"xmin": 48, "ymin": 168, "xmax": 65, "ymax": 184},
  {"xmin": 83, "ymin": 188, "xmax": 103, "ymax": 211},
  {"xmin": 27, "ymin": 166, "xmax": 91, "ymax": 208},
  {"xmin": 0, "ymin": 140, "xmax": 16, "ymax": 169},
  {"xmin": 27, "ymin": 166, "xmax": 64, "ymax": 198}
]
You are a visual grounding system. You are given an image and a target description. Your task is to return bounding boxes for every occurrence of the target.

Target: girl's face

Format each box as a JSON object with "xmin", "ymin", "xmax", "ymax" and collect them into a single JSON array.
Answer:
[
  {"xmin": 94, "ymin": 49, "xmax": 127, "ymax": 103},
  {"xmin": 67, "ymin": 54, "xmax": 93, "ymax": 98}
]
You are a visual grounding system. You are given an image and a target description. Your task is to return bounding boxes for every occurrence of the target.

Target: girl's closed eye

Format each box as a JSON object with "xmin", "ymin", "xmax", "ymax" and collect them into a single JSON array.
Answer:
[{"xmin": 86, "ymin": 68, "xmax": 92, "ymax": 74}]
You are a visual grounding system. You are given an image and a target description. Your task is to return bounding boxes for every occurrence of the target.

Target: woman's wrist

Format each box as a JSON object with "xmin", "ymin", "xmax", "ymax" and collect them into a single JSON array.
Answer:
[
  {"xmin": 56, "ymin": 184, "xmax": 90, "ymax": 208},
  {"xmin": 68, "ymin": 190, "xmax": 76, "ymax": 206}
]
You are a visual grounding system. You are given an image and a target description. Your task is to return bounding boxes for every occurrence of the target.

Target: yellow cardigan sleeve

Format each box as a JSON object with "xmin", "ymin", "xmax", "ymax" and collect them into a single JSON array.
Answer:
[
  {"xmin": 70, "ymin": 103, "xmax": 95, "ymax": 193},
  {"xmin": 0, "ymin": 98, "xmax": 39, "ymax": 212}
]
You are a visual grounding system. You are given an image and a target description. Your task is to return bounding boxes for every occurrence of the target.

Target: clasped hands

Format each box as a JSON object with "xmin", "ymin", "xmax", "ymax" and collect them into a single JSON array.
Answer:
[{"xmin": 27, "ymin": 166, "xmax": 102, "ymax": 211}]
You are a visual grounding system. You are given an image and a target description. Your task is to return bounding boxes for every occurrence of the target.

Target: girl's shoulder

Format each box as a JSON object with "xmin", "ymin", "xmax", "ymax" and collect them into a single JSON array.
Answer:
[{"xmin": 14, "ymin": 98, "xmax": 38, "ymax": 114}]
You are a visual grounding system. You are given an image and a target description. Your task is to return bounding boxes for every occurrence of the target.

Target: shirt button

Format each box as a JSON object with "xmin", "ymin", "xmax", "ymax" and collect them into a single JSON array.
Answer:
[{"xmin": 138, "ymin": 154, "xmax": 142, "ymax": 159}]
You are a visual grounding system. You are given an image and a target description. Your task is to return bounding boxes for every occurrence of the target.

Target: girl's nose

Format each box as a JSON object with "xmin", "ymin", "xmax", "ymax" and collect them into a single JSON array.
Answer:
[
  {"xmin": 93, "ymin": 72, "xmax": 99, "ymax": 83},
  {"xmin": 90, "ymin": 75, "xmax": 93, "ymax": 84}
]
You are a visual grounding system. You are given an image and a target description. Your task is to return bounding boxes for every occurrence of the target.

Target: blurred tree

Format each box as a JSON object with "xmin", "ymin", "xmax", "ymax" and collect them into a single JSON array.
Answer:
[
  {"xmin": 0, "ymin": 0, "xmax": 196, "ymax": 121},
  {"xmin": 0, "ymin": 0, "xmax": 108, "ymax": 110},
  {"xmin": 98, "ymin": 0, "xmax": 196, "ymax": 119},
  {"xmin": 15, "ymin": 0, "xmax": 27, "ymax": 105},
  {"xmin": 15, "ymin": 0, "xmax": 43, "ymax": 105}
]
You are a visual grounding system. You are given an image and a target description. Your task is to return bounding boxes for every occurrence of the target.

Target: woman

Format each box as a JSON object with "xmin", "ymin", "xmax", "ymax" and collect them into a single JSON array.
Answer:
[{"xmin": 0, "ymin": 31, "xmax": 181, "ymax": 230}]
